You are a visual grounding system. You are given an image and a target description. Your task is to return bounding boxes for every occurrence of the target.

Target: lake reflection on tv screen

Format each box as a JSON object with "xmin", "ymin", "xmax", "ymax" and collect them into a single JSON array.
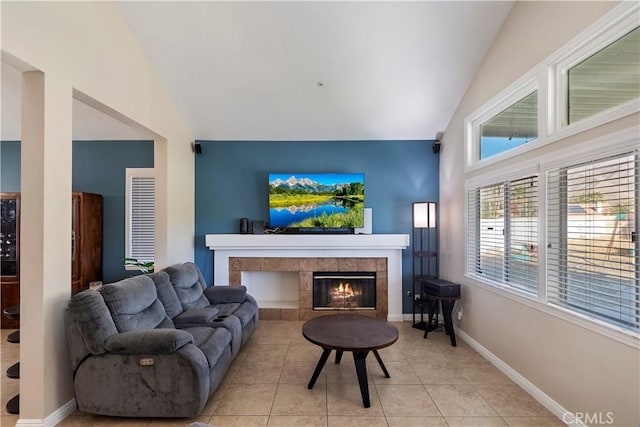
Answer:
[{"xmin": 268, "ymin": 173, "xmax": 364, "ymax": 229}]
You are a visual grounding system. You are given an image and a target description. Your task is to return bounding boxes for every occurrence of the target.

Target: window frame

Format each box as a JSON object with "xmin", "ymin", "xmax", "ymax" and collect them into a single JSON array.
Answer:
[
  {"xmin": 125, "ymin": 167, "xmax": 156, "ymax": 265},
  {"xmin": 466, "ymin": 174, "xmax": 540, "ymax": 297},
  {"xmin": 462, "ymin": 2, "xmax": 640, "ymax": 345},
  {"xmin": 464, "ymin": 127, "xmax": 639, "ymax": 346},
  {"xmin": 545, "ymin": 150, "xmax": 638, "ymax": 332},
  {"xmin": 552, "ymin": 8, "xmax": 640, "ymax": 134},
  {"xmin": 465, "ymin": 73, "xmax": 539, "ymax": 170},
  {"xmin": 465, "ymin": 2, "xmax": 639, "ymax": 173}
]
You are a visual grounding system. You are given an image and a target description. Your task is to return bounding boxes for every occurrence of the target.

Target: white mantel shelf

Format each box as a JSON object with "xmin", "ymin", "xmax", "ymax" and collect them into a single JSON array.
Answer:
[
  {"xmin": 206, "ymin": 233, "xmax": 410, "ymax": 321},
  {"xmin": 205, "ymin": 233, "xmax": 410, "ymax": 251}
]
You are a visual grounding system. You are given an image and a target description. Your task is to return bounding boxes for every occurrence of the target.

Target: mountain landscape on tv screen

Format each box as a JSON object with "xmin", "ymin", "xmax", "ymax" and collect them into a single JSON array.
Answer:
[{"xmin": 269, "ymin": 174, "xmax": 364, "ymax": 229}]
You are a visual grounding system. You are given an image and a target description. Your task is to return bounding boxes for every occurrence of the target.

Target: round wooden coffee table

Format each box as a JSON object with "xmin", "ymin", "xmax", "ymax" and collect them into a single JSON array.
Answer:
[{"xmin": 302, "ymin": 314, "xmax": 399, "ymax": 408}]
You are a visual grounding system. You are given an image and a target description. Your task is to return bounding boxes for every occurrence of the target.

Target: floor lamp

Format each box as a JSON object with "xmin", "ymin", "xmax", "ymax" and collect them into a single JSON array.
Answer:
[{"xmin": 412, "ymin": 201, "xmax": 438, "ymax": 329}]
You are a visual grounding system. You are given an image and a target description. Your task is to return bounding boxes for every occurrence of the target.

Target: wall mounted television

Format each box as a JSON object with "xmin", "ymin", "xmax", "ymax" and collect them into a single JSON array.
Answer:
[{"xmin": 268, "ymin": 173, "xmax": 365, "ymax": 232}]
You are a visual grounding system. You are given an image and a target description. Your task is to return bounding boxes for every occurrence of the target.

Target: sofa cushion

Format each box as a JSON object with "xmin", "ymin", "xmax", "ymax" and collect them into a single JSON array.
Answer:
[
  {"xmin": 182, "ymin": 326, "xmax": 232, "ymax": 368},
  {"xmin": 164, "ymin": 263, "xmax": 210, "ymax": 311},
  {"xmin": 202, "ymin": 315, "xmax": 243, "ymax": 359},
  {"xmin": 101, "ymin": 275, "xmax": 174, "ymax": 332},
  {"xmin": 174, "ymin": 307, "xmax": 220, "ymax": 325},
  {"xmin": 67, "ymin": 290, "xmax": 119, "ymax": 354},
  {"xmin": 231, "ymin": 301, "xmax": 259, "ymax": 327},
  {"xmin": 212, "ymin": 303, "xmax": 241, "ymax": 317},
  {"xmin": 149, "ymin": 271, "xmax": 184, "ymax": 319}
]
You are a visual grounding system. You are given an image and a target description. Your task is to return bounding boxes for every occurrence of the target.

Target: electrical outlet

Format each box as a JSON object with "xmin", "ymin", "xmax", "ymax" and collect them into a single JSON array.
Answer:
[{"xmin": 458, "ymin": 307, "xmax": 464, "ymax": 320}]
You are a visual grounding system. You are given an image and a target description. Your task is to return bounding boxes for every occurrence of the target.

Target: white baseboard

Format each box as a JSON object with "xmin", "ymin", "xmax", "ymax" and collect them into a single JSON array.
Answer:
[
  {"xmin": 455, "ymin": 327, "xmax": 584, "ymax": 427},
  {"xmin": 15, "ymin": 399, "xmax": 77, "ymax": 427}
]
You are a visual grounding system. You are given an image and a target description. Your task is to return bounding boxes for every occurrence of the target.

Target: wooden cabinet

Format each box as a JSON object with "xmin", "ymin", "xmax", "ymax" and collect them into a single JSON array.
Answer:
[
  {"xmin": 1, "ymin": 192, "xmax": 103, "ymax": 328},
  {"xmin": 71, "ymin": 192, "xmax": 103, "ymax": 295}
]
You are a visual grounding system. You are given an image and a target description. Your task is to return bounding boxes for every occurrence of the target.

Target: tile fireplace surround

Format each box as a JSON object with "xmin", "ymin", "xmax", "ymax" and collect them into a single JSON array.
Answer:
[{"xmin": 205, "ymin": 234, "xmax": 410, "ymax": 321}]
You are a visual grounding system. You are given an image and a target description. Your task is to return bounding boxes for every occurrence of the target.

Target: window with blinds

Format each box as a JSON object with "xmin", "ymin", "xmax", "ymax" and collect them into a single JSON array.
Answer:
[
  {"xmin": 126, "ymin": 169, "xmax": 155, "ymax": 262},
  {"xmin": 480, "ymin": 91, "xmax": 538, "ymax": 160},
  {"xmin": 467, "ymin": 176, "xmax": 539, "ymax": 294},
  {"xmin": 567, "ymin": 27, "xmax": 640, "ymax": 125},
  {"xmin": 547, "ymin": 151, "xmax": 639, "ymax": 331}
]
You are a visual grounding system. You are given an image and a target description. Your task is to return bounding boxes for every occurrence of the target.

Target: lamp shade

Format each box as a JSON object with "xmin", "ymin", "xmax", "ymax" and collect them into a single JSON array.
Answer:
[{"xmin": 413, "ymin": 202, "xmax": 437, "ymax": 228}]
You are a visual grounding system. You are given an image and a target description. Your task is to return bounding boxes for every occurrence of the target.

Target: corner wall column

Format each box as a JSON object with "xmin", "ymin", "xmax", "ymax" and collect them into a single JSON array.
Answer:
[{"xmin": 20, "ymin": 70, "xmax": 74, "ymax": 420}]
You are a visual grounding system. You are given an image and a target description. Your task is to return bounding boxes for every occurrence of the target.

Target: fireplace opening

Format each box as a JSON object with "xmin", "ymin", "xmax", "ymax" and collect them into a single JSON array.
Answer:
[{"xmin": 313, "ymin": 272, "xmax": 376, "ymax": 310}]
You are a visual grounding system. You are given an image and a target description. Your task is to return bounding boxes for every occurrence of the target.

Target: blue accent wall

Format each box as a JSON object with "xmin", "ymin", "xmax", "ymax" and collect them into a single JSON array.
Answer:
[
  {"xmin": 0, "ymin": 141, "xmax": 21, "ymax": 192},
  {"xmin": 72, "ymin": 141, "xmax": 154, "ymax": 282},
  {"xmin": 194, "ymin": 140, "xmax": 439, "ymax": 313},
  {"xmin": 0, "ymin": 140, "xmax": 154, "ymax": 283}
]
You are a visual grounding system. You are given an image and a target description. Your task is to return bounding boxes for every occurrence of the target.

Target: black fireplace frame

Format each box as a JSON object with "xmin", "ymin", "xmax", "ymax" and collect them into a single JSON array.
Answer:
[{"xmin": 312, "ymin": 271, "xmax": 377, "ymax": 310}]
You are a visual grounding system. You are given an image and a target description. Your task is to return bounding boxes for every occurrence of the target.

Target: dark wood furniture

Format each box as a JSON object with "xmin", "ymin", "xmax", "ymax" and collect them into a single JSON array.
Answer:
[
  {"xmin": 71, "ymin": 192, "xmax": 103, "ymax": 295},
  {"xmin": 0, "ymin": 192, "xmax": 103, "ymax": 328},
  {"xmin": 302, "ymin": 314, "xmax": 399, "ymax": 408}
]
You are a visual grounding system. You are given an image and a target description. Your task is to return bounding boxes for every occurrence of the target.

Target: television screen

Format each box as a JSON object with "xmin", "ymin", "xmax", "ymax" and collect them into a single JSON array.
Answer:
[{"xmin": 269, "ymin": 173, "xmax": 365, "ymax": 229}]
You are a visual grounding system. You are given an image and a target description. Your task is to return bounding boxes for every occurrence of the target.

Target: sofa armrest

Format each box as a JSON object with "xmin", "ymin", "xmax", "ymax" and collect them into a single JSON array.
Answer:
[
  {"xmin": 245, "ymin": 293, "xmax": 258, "ymax": 307},
  {"xmin": 174, "ymin": 307, "xmax": 220, "ymax": 325},
  {"xmin": 204, "ymin": 285, "xmax": 247, "ymax": 304},
  {"xmin": 104, "ymin": 329, "xmax": 193, "ymax": 354}
]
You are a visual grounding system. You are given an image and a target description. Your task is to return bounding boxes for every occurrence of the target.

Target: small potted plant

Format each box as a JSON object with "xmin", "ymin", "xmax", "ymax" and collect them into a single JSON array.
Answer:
[{"xmin": 123, "ymin": 258, "xmax": 155, "ymax": 274}]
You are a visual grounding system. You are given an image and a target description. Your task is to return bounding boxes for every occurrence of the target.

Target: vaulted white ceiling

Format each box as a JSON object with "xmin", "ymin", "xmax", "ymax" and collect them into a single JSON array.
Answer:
[{"xmin": 1, "ymin": 1, "xmax": 514, "ymax": 141}]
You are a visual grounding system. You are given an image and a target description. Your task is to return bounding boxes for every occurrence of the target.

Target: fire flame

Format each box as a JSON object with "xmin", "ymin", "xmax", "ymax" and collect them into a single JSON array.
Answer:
[{"xmin": 331, "ymin": 281, "xmax": 362, "ymax": 300}]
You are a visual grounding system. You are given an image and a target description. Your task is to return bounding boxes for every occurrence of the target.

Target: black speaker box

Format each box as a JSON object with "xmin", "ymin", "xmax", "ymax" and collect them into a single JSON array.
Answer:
[
  {"xmin": 423, "ymin": 279, "xmax": 460, "ymax": 297},
  {"xmin": 251, "ymin": 220, "xmax": 265, "ymax": 234},
  {"xmin": 239, "ymin": 218, "xmax": 249, "ymax": 234}
]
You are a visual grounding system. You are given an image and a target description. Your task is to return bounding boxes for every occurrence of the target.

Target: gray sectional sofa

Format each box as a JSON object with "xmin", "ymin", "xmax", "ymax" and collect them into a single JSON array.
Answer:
[{"xmin": 65, "ymin": 262, "xmax": 258, "ymax": 418}]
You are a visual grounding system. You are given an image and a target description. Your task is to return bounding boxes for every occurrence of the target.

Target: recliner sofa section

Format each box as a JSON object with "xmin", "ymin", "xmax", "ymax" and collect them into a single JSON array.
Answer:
[
  {"xmin": 151, "ymin": 262, "xmax": 259, "ymax": 358},
  {"xmin": 65, "ymin": 264, "xmax": 259, "ymax": 418}
]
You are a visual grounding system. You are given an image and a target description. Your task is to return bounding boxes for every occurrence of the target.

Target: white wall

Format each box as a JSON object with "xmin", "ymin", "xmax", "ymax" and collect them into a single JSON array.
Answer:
[
  {"xmin": 440, "ymin": 1, "xmax": 639, "ymax": 426},
  {"xmin": 2, "ymin": 2, "xmax": 194, "ymax": 422}
]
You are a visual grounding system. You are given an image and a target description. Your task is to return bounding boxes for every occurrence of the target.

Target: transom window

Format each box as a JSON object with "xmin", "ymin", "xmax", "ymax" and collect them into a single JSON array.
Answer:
[
  {"xmin": 465, "ymin": 5, "xmax": 639, "ymax": 171},
  {"xmin": 567, "ymin": 27, "xmax": 640, "ymax": 125},
  {"xmin": 480, "ymin": 91, "xmax": 538, "ymax": 160}
]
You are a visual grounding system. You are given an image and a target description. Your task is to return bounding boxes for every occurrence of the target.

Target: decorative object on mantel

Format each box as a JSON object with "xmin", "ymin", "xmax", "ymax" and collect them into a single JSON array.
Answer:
[{"xmin": 411, "ymin": 201, "xmax": 438, "ymax": 330}]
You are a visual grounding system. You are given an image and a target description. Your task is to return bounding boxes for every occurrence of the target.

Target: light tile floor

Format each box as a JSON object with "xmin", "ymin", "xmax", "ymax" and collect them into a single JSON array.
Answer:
[{"xmin": 1, "ymin": 321, "xmax": 564, "ymax": 427}]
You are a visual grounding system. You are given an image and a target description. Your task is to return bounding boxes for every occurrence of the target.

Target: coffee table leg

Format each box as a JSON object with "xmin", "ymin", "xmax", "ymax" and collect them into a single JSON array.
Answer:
[
  {"xmin": 308, "ymin": 348, "xmax": 331, "ymax": 389},
  {"xmin": 335, "ymin": 350, "xmax": 343, "ymax": 364},
  {"xmin": 353, "ymin": 351, "xmax": 370, "ymax": 408},
  {"xmin": 372, "ymin": 350, "xmax": 390, "ymax": 378}
]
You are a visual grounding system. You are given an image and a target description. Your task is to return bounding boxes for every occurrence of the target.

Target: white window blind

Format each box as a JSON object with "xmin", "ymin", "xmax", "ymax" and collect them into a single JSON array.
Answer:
[
  {"xmin": 547, "ymin": 151, "xmax": 639, "ymax": 331},
  {"xmin": 567, "ymin": 27, "xmax": 640, "ymax": 125},
  {"xmin": 467, "ymin": 176, "xmax": 539, "ymax": 294},
  {"xmin": 126, "ymin": 169, "xmax": 155, "ymax": 262},
  {"xmin": 507, "ymin": 176, "xmax": 539, "ymax": 293},
  {"xmin": 478, "ymin": 183, "xmax": 505, "ymax": 283},
  {"xmin": 480, "ymin": 91, "xmax": 538, "ymax": 160}
]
